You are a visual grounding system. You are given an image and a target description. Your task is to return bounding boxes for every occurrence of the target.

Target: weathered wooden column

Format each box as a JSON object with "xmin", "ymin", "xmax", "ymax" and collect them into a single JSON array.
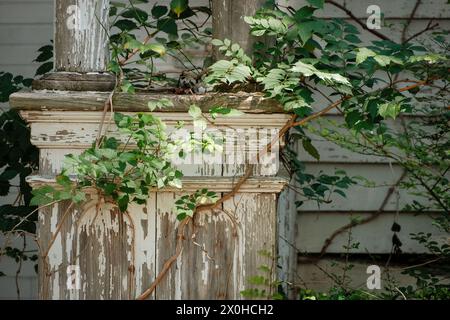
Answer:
[
  {"xmin": 33, "ymin": 0, "xmax": 115, "ymax": 91},
  {"xmin": 212, "ymin": 0, "xmax": 267, "ymax": 58}
]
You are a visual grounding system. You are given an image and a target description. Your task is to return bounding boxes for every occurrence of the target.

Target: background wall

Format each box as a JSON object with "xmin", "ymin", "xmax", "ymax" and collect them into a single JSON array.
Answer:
[
  {"xmin": 283, "ymin": 0, "xmax": 450, "ymax": 293},
  {"xmin": 0, "ymin": 0, "xmax": 449, "ymax": 299}
]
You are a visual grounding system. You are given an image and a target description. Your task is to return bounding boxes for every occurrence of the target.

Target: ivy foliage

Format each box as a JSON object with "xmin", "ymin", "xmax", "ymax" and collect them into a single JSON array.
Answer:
[
  {"xmin": 109, "ymin": 0, "xmax": 211, "ymax": 92},
  {"xmin": 0, "ymin": 41, "xmax": 54, "ymax": 274},
  {"xmin": 205, "ymin": 4, "xmax": 449, "ymax": 208},
  {"xmin": 207, "ymin": 5, "xmax": 447, "ymax": 120}
]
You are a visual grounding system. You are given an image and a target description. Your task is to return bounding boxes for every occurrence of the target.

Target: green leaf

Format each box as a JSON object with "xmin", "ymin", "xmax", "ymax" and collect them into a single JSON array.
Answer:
[
  {"xmin": 378, "ymin": 102, "xmax": 402, "ymax": 119},
  {"xmin": 118, "ymin": 194, "xmax": 129, "ymax": 212},
  {"xmin": 121, "ymin": 8, "xmax": 148, "ymax": 23},
  {"xmin": 302, "ymin": 139, "xmax": 320, "ymax": 160},
  {"xmin": 334, "ymin": 189, "xmax": 346, "ymax": 198},
  {"xmin": 72, "ymin": 192, "xmax": 86, "ymax": 203},
  {"xmin": 35, "ymin": 62, "xmax": 53, "ymax": 76},
  {"xmin": 0, "ymin": 168, "xmax": 18, "ymax": 181},
  {"xmin": 121, "ymin": 80, "xmax": 135, "ymax": 93},
  {"xmin": 344, "ymin": 34, "xmax": 361, "ymax": 44},
  {"xmin": 144, "ymin": 43, "xmax": 166, "ymax": 56},
  {"xmin": 34, "ymin": 50, "xmax": 53, "ymax": 63},
  {"xmin": 373, "ymin": 55, "xmax": 392, "ymax": 67},
  {"xmin": 103, "ymin": 137, "xmax": 118, "ymax": 149},
  {"xmin": 114, "ymin": 19, "xmax": 138, "ymax": 31},
  {"xmin": 56, "ymin": 174, "xmax": 71, "ymax": 188},
  {"xmin": 157, "ymin": 17, "xmax": 178, "ymax": 36},
  {"xmin": 291, "ymin": 61, "xmax": 350, "ymax": 85},
  {"xmin": 30, "ymin": 186, "xmax": 56, "ymax": 206},
  {"xmin": 170, "ymin": 0, "xmax": 188, "ymax": 17},
  {"xmin": 409, "ymin": 54, "xmax": 447, "ymax": 64},
  {"xmin": 95, "ymin": 148, "xmax": 117, "ymax": 159},
  {"xmin": 148, "ymin": 98, "xmax": 174, "ymax": 111},
  {"xmin": 295, "ymin": 6, "xmax": 317, "ymax": 20},
  {"xmin": 226, "ymin": 65, "xmax": 252, "ymax": 83},
  {"xmin": 298, "ymin": 21, "xmax": 321, "ymax": 44},
  {"xmin": 188, "ymin": 104, "xmax": 202, "ymax": 119},
  {"xmin": 211, "ymin": 39, "xmax": 223, "ymax": 46},
  {"xmin": 152, "ymin": 5, "xmax": 168, "ymax": 18},
  {"xmin": 306, "ymin": 0, "xmax": 324, "ymax": 8},
  {"xmin": 169, "ymin": 178, "xmax": 182, "ymax": 188},
  {"xmin": 284, "ymin": 98, "xmax": 310, "ymax": 111},
  {"xmin": 209, "ymin": 106, "xmax": 244, "ymax": 119},
  {"xmin": 356, "ymin": 48, "xmax": 376, "ymax": 65}
]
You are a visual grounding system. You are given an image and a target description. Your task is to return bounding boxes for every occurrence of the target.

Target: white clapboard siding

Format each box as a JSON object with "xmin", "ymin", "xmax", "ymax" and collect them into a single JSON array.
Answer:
[
  {"xmin": 296, "ymin": 258, "xmax": 420, "ymax": 293},
  {"xmin": 296, "ymin": 163, "xmax": 423, "ymax": 212},
  {"xmin": 297, "ymin": 212, "xmax": 448, "ymax": 254},
  {"xmin": 297, "ymin": 114, "xmax": 416, "ymax": 163},
  {"xmin": 279, "ymin": 0, "xmax": 450, "ymax": 19},
  {"xmin": 0, "ymin": 0, "xmax": 53, "ymax": 78}
]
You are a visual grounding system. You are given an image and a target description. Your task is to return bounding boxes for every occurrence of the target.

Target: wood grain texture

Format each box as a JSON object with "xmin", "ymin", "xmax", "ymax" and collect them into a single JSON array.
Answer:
[
  {"xmin": 155, "ymin": 192, "xmax": 277, "ymax": 299},
  {"xmin": 38, "ymin": 198, "xmax": 134, "ymax": 299},
  {"xmin": 35, "ymin": 190, "xmax": 281, "ymax": 299},
  {"xmin": 277, "ymin": 177, "xmax": 298, "ymax": 299},
  {"xmin": 11, "ymin": 91, "xmax": 284, "ymax": 113},
  {"xmin": 212, "ymin": 0, "xmax": 267, "ymax": 58},
  {"xmin": 54, "ymin": 0, "xmax": 110, "ymax": 72},
  {"xmin": 32, "ymin": 72, "xmax": 116, "ymax": 91}
]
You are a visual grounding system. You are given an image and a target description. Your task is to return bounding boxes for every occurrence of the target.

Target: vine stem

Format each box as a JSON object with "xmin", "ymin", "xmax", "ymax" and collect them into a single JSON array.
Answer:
[
  {"xmin": 136, "ymin": 217, "xmax": 191, "ymax": 300},
  {"xmin": 0, "ymin": 199, "xmax": 61, "ymax": 265},
  {"xmin": 318, "ymin": 170, "xmax": 407, "ymax": 258},
  {"xmin": 119, "ymin": 30, "xmax": 159, "ymax": 66},
  {"xmin": 324, "ymin": 0, "xmax": 392, "ymax": 42}
]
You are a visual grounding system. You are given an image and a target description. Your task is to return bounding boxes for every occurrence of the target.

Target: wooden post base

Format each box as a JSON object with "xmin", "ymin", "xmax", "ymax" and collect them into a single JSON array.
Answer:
[{"xmin": 32, "ymin": 72, "xmax": 116, "ymax": 92}]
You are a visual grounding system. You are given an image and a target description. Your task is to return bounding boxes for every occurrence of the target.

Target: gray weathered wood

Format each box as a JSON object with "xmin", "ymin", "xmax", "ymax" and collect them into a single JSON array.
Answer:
[
  {"xmin": 277, "ymin": 178, "xmax": 298, "ymax": 299},
  {"xmin": 32, "ymin": 72, "xmax": 116, "ymax": 91},
  {"xmin": 54, "ymin": 0, "xmax": 110, "ymax": 72},
  {"xmin": 10, "ymin": 91, "xmax": 284, "ymax": 113},
  {"xmin": 212, "ymin": 0, "xmax": 267, "ymax": 58}
]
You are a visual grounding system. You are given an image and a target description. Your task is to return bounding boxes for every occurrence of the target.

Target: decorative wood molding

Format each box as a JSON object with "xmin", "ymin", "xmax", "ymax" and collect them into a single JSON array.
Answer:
[
  {"xmin": 20, "ymin": 110, "xmax": 290, "ymax": 125},
  {"xmin": 27, "ymin": 175, "xmax": 289, "ymax": 193},
  {"xmin": 20, "ymin": 110, "xmax": 290, "ymax": 150}
]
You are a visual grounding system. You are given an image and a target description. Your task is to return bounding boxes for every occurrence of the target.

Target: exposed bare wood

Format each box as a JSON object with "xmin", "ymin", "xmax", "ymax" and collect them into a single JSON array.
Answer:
[
  {"xmin": 11, "ymin": 91, "xmax": 284, "ymax": 113},
  {"xmin": 32, "ymin": 72, "xmax": 116, "ymax": 91},
  {"xmin": 54, "ymin": 0, "xmax": 110, "ymax": 72},
  {"xmin": 27, "ymin": 176, "xmax": 289, "ymax": 194},
  {"xmin": 212, "ymin": 0, "xmax": 267, "ymax": 59}
]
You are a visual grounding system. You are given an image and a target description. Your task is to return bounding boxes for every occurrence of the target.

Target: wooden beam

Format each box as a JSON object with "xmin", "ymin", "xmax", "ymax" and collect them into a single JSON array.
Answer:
[
  {"xmin": 27, "ymin": 176, "xmax": 289, "ymax": 193},
  {"xmin": 10, "ymin": 91, "xmax": 284, "ymax": 113}
]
